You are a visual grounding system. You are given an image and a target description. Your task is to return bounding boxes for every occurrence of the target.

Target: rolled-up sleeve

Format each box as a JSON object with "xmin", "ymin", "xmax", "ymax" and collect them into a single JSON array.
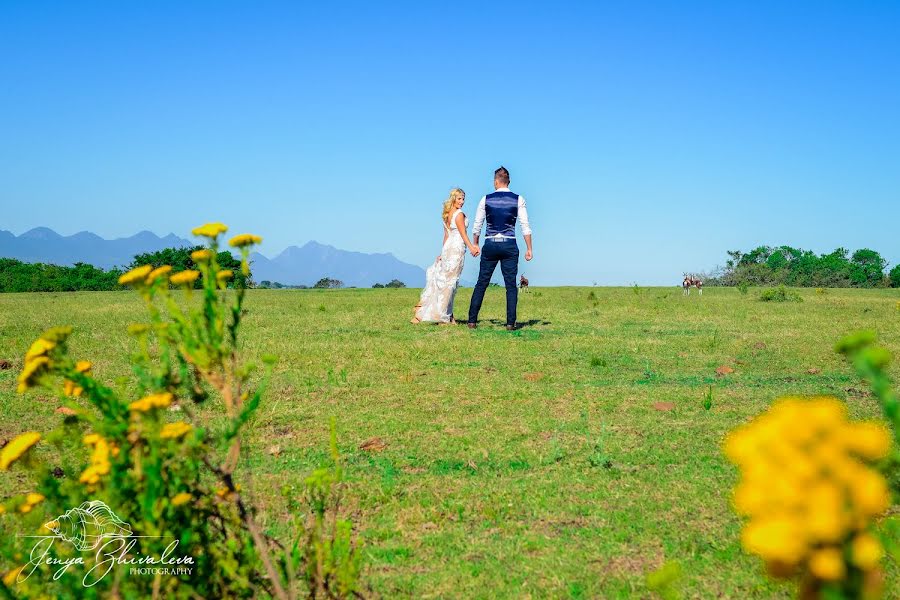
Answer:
[
  {"xmin": 472, "ymin": 197, "xmax": 486, "ymax": 237},
  {"xmin": 518, "ymin": 196, "xmax": 532, "ymax": 236}
]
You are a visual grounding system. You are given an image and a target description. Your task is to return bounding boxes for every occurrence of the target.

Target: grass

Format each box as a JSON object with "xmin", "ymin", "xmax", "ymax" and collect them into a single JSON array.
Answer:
[{"xmin": 1, "ymin": 286, "xmax": 899, "ymax": 598}]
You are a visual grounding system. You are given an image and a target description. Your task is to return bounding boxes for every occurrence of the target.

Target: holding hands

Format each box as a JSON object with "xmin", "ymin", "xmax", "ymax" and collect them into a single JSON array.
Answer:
[{"xmin": 469, "ymin": 244, "xmax": 480, "ymax": 257}]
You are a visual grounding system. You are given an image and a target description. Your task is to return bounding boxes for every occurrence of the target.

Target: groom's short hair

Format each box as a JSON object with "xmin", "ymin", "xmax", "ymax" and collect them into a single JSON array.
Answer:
[{"xmin": 494, "ymin": 166, "xmax": 510, "ymax": 185}]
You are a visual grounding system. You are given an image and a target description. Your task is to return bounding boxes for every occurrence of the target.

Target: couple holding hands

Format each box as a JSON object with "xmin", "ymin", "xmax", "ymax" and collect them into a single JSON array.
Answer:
[{"xmin": 411, "ymin": 166, "xmax": 533, "ymax": 330}]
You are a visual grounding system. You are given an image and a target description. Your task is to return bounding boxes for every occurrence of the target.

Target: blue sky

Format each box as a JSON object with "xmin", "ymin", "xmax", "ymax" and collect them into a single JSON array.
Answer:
[{"xmin": 1, "ymin": 1, "xmax": 898, "ymax": 285}]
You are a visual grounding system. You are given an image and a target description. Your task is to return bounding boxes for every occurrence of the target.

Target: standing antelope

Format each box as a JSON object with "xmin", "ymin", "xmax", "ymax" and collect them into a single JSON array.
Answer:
[
  {"xmin": 519, "ymin": 274, "xmax": 529, "ymax": 291},
  {"xmin": 682, "ymin": 274, "xmax": 703, "ymax": 295}
]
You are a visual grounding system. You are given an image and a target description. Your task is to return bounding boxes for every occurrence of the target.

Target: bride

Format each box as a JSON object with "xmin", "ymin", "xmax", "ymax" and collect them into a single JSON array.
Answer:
[{"xmin": 411, "ymin": 188, "xmax": 480, "ymax": 324}]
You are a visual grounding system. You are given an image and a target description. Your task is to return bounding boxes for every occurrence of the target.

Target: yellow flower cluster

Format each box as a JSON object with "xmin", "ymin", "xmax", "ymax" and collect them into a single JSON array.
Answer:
[
  {"xmin": 0, "ymin": 432, "xmax": 41, "ymax": 471},
  {"xmin": 2, "ymin": 566, "xmax": 24, "ymax": 587},
  {"xmin": 171, "ymin": 492, "xmax": 193, "ymax": 506},
  {"xmin": 17, "ymin": 330, "xmax": 69, "ymax": 393},
  {"xmin": 146, "ymin": 265, "xmax": 172, "ymax": 284},
  {"xmin": 192, "ymin": 222, "xmax": 228, "ymax": 238},
  {"xmin": 18, "ymin": 492, "xmax": 45, "ymax": 514},
  {"xmin": 80, "ymin": 434, "xmax": 113, "ymax": 485},
  {"xmin": 119, "ymin": 264, "xmax": 153, "ymax": 286},
  {"xmin": 160, "ymin": 421, "xmax": 192, "ymax": 439},
  {"xmin": 128, "ymin": 392, "xmax": 173, "ymax": 413},
  {"xmin": 170, "ymin": 270, "xmax": 200, "ymax": 286},
  {"xmin": 63, "ymin": 360, "xmax": 92, "ymax": 397},
  {"xmin": 229, "ymin": 234, "xmax": 262, "ymax": 248},
  {"xmin": 724, "ymin": 396, "xmax": 891, "ymax": 582},
  {"xmin": 191, "ymin": 249, "xmax": 212, "ymax": 262},
  {"xmin": 216, "ymin": 270, "xmax": 233, "ymax": 282}
]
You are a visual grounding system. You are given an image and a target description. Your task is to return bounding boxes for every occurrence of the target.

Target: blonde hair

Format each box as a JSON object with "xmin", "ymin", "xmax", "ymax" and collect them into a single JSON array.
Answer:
[{"xmin": 442, "ymin": 188, "xmax": 465, "ymax": 223}]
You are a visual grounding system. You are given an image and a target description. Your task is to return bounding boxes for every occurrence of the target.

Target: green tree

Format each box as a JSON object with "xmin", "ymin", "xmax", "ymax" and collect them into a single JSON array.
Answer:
[
  {"xmin": 890, "ymin": 264, "xmax": 900, "ymax": 288},
  {"xmin": 384, "ymin": 279, "xmax": 406, "ymax": 288},
  {"xmin": 130, "ymin": 246, "xmax": 248, "ymax": 288},
  {"xmin": 849, "ymin": 249, "xmax": 887, "ymax": 288}
]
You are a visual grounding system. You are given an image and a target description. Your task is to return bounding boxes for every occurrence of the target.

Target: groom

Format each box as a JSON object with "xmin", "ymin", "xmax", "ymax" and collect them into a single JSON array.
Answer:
[{"xmin": 467, "ymin": 166, "xmax": 533, "ymax": 330}]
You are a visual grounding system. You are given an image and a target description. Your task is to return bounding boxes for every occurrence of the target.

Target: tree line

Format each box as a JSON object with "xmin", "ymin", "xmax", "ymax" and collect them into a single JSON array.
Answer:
[
  {"xmin": 0, "ymin": 246, "xmax": 246, "ymax": 293},
  {"xmin": 708, "ymin": 246, "xmax": 900, "ymax": 288}
]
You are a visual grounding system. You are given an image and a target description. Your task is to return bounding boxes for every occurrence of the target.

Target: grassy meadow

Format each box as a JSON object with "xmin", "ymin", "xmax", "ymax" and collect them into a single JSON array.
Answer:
[{"xmin": 1, "ymin": 286, "xmax": 898, "ymax": 598}]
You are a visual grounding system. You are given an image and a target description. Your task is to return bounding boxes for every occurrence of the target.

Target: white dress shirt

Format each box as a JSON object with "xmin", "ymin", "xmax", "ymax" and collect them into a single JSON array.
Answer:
[{"xmin": 471, "ymin": 187, "xmax": 532, "ymax": 240}]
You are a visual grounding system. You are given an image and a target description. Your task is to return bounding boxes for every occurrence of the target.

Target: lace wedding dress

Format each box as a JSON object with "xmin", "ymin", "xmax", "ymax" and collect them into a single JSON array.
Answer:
[{"xmin": 414, "ymin": 209, "xmax": 467, "ymax": 323}]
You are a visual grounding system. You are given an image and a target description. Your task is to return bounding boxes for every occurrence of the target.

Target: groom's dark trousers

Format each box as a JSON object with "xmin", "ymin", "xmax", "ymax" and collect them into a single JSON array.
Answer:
[{"xmin": 468, "ymin": 239, "xmax": 519, "ymax": 326}]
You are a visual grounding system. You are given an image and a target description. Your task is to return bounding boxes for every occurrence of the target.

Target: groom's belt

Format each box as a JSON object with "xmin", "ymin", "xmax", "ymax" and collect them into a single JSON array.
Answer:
[{"xmin": 485, "ymin": 234, "xmax": 515, "ymax": 241}]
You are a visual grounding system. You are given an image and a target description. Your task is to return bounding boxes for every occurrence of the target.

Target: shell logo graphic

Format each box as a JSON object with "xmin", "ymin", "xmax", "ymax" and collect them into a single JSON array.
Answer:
[{"xmin": 43, "ymin": 500, "xmax": 132, "ymax": 551}]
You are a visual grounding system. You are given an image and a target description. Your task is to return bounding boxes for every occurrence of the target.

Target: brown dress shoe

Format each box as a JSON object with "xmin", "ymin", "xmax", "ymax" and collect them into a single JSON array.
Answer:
[
  {"xmin": 505, "ymin": 324, "xmax": 517, "ymax": 331},
  {"xmin": 467, "ymin": 322, "xmax": 477, "ymax": 329}
]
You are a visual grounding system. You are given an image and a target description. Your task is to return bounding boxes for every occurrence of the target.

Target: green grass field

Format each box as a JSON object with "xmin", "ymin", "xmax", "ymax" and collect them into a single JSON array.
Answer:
[{"xmin": 1, "ymin": 287, "xmax": 898, "ymax": 598}]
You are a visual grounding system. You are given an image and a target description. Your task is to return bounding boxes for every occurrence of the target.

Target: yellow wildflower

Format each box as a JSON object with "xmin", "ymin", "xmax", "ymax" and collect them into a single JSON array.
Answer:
[
  {"xmin": 2, "ymin": 566, "xmax": 24, "ymax": 587},
  {"xmin": 849, "ymin": 469, "xmax": 890, "ymax": 517},
  {"xmin": 79, "ymin": 466, "xmax": 101, "ymax": 485},
  {"xmin": 216, "ymin": 484, "xmax": 241, "ymax": 501},
  {"xmin": 851, "ymin": 534, "xmax": 883, "ymax": 570},
  {"xmin": 24, "ymin": 338, "xmax": 55, "ymax": 362},
  {"xmin": 171, "ymin": 493, "xmax": 193, "ymax": 506},
  {"xmin": 809, "ymin": 548, "xmax": 845, "ymax": 581},
  {"xmin": 17, "ymin": 356, "xmax": 49, "ymax": 393},
  {"xmin": 146, "ymin": 265, "xmax": 172, "ymax": 283},
  {"xmin": 160, "ymin": 421, "xmax": 192, "ymax": 439},
  {"xmin": 128, "ymin": 392, "xmax": 174, "ymax": 413},
  {"xmin": 191, "ymin": 249, "xmax": 212, "ymax": 262},
  {"xmin": 216, "ymin": 270, "xmax": 233, "ymax": 282},
  {"xmin": 79, "ymin": 436, "xmax": 111, "ymax": 485},
  {"xmin": 724, "ymin": 396, "xmax": 891, "ymax": 585},
  {"xmin": 63, "ymin": 360, "xmax": 92, "ymax": 396},
  {"xmin": 19, "ymin": 492, "xmax": 45, "ymax": 513},
  {"xmin": 169, "ymin": 270, "xmax": 200, "ymax": 286},
  {"xmin": 741, "ymin": 516, "xmax": 806, "ymax": 566},
  {"xmin": 192, "ymin": 222, "xmax": 228, "ymax": 238},
  {"xmin": 0, "ymin": 432, "xmax": 41, "ymax": 470},
  {"xmin": 842, "ymin": 422, "xmax": 891, "ymax": 461},
  {"xmin": 127, "ymin": 323, "xmax": 150, "ymax": 335},
  {"xmin": 118, "ymin": 265, "xmax": 153, "ymax": 286},
  {"xmin": 229, "ymin": 233, "xmax": 263, "ymax": 248}
]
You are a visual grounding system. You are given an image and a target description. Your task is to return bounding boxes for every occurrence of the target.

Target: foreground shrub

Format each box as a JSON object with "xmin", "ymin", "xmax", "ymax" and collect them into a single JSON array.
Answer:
[
  {"xmin": 0, "ymin": 223, "xmax": 363, "ymax": 599},
  {"xmin": 759, "ymin": 286, "xmax": 803, "ymax": 303},
  {"xmin": 725, "ymin": 397, "xmax": 891, "ymax": 599}
]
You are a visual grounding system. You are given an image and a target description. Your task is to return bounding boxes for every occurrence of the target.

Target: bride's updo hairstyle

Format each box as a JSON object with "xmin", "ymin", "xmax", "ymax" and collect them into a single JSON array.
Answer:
[{"xmin": 442, "ymin": 188, "xmax": 465, "ymax": 223}]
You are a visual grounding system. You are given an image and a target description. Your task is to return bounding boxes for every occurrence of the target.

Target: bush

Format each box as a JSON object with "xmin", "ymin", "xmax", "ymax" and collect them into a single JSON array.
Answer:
[
  {"xmin": 0, "ymin": 223, "xmax": 364, "ymax": 598},
  {"xmin": 314, "ymin": 278, "xmax": 343, "ymax": 289},
  {"xmin": 759, "ymin": 286, "xmax": 803, "ymax": 303},
  {"xmin": 0, "ymin": 259, "xmax": 122, "ymax": 292}
]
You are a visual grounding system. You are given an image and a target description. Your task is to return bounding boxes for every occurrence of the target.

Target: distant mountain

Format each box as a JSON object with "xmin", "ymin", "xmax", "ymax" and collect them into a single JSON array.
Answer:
[
  {"xmin": 0, "ymin": 229, "xmax": 426, "ymax": 288},
  {"xmin": 0, "ymin": 228, "xmax": 193, "ymax": 269},
  {"xmin": 251, "ymin": 241, "xmax": 425, "ymax": 288}
]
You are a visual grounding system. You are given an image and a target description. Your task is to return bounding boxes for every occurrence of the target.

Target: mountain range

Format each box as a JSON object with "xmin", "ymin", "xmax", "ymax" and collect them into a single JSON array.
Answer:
[{"xmin": 0, "ymin": 228, "xmax": 426, "ymax": 288}]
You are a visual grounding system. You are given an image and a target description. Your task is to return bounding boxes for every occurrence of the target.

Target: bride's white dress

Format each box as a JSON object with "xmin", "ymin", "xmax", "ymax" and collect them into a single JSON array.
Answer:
[{"xmin": 415, "ymin": 209, "xmax": 467, "ymax": 323}]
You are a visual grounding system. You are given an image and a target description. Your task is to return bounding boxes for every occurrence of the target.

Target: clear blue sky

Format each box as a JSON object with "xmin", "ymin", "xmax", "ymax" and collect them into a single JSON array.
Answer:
[{"xmin": 2, "ymin": 1, "xmax": 898, "ymax": 285}]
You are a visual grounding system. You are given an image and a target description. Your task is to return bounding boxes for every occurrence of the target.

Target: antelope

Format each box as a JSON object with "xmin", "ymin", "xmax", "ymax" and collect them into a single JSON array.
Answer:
[
  {"xmin": 682, "ymin": 274, "xmax": 703, "ymax": 295},
  {"xmin": 519, "ymin": 275, "xmax": 529, "ymax": 291}
]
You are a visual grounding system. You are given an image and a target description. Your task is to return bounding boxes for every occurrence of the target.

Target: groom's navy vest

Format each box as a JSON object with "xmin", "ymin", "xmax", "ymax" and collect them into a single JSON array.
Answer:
[{"xmin": 484, "ymin": 191, "xmax": 519, "ymax": 238}]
